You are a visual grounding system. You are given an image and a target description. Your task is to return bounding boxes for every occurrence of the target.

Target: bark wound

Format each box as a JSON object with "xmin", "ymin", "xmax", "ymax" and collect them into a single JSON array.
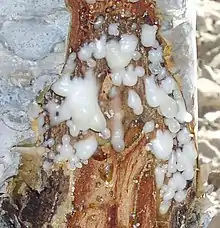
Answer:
[
  {"xmin": 65, "ymin": 1, "xmax": 160, "ymax": 227},
  {"xmin": 67, "ymin": 136, "xmax": 157, "ymax": 228},
  {"xmin": 64, "ymin": 0, "xmax": 197, "ymax": 227}
]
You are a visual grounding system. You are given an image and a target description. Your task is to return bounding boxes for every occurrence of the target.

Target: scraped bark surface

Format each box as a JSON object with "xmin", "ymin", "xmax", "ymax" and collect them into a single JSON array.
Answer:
[{"xmin": 67, "ymin": 137, "xmax": 157, "ymax": 228}]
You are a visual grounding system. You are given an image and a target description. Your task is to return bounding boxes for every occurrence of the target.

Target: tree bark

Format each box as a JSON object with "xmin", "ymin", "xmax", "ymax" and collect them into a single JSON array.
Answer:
[{"xmin": 0, "ymin": 1, "xmax": 200, "ymax": 228}]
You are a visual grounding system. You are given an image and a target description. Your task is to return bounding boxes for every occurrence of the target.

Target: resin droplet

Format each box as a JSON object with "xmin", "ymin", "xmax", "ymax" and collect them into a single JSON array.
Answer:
[
  {"xmin": 141, "ymin": 24, "xmax": 158, "ymax": 47},
  {"xmin": 163, "ymin": 187, "xmax": 175, "ymax": 201},
  {"xmin": 74, "ymin": 136, "xmax": 98, "ymax": 160},
  {"xmin": 151, "ymin": 130, "xmax": 173, "ymax": 160},
  {"xmin": 145, "ymin": 75, "xmax": 163, "ymax": 107},
  {"xmin": 155, "ymin": 166, "xmax": 166, "ymax": 188},
  {"xmin": 164, "ymin": 118, "xmax": 180, "ymax": 134},
  {"xmin": 159, "ymin": 96, "xmax": 178, "ymax": 118},
  {"xmin": 127, "ymin": 89, "xmax": 143, "ymax": 115},
  {"xmin": 143, "ymin": 120, "xmax": 155, "ymax": 133},
  {"xmin": 159, "ymin": 201, "xmax": 171, "ymax": 215},
  {"xmin": 177, "ymin": 127, "xmax": 191, "ymax": 145},
  {"xmin": 168, "ymin": 152, "xmax": 177, "ymax": 173},
  {"xmin": 174, "ymin": 190, "xmax": 186, "ymax": 202}
]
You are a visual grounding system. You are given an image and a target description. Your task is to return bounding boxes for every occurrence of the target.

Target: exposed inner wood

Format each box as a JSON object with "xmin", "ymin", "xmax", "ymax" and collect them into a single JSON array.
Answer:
[{"xmin": 67, "ymin": 136, "xmax": 157, "ymax": 228}]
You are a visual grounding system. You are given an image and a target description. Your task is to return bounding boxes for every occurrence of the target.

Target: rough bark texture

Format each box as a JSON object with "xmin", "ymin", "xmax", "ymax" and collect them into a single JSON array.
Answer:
[{"xmin": 0, "ymin": 148, "xmax": 71, "ymax": 228}]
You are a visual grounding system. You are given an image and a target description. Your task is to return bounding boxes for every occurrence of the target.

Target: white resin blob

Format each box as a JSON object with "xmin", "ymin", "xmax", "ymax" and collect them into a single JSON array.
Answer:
[
  {"xmin": 151, "ymin": 130, "xmax": 173, "ymax": 160},
  {"xmin": 145, "ymin": 75, "xmax": 178, "ymax": 118},
  {"xmin": 141, "ymin": 24, "xmax": 158, "ymax": 47},
  {"xmin": 143, "ymin": 120, "xmax": 155, "ymax": 133},
  {"xmin": 74, "ymin": 136, "xmax": 98, "ymax": 160},
  {"xmin": 106, "ymin": 34, "xmax": 138, "ymax": 69},
  {"xmin": 111, "ymin": 112, "xmax": 125, "ymax": 153},
  {"xmin": 52, "ymin": 69, "xmax": 106, "ymax": 132},
  {"xmin": 127, "ymin": 89, "xmax": 143, "ymax": 115}
]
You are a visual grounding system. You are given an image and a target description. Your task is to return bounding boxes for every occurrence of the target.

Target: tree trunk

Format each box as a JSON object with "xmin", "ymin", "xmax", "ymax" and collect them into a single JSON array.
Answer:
[{"xmin": 0, "ymin": 0, "xmax": 200, "ymax": 228}]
